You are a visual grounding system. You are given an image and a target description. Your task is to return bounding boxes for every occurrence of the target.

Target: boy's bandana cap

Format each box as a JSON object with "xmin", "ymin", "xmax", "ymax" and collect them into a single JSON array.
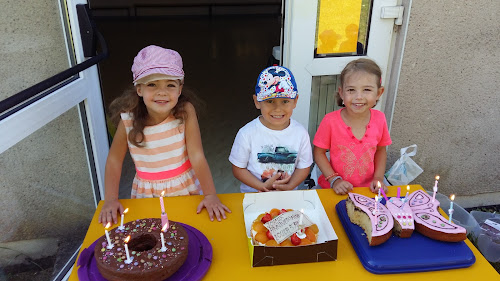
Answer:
[{"xmin": 255, "ymin": 65, "xmax": 298, "ymax": 101}]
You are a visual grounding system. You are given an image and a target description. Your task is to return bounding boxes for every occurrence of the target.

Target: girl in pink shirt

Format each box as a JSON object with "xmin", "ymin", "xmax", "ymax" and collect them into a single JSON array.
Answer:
[{"xmin": 313, "ymin": 59, "xmax": 391, "ymax": 195}]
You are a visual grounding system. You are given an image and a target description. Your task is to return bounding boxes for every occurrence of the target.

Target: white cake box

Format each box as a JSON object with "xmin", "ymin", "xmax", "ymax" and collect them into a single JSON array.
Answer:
[{"xmin": 243, "ymin": 190, "xmax": 338, "ymax": 267}]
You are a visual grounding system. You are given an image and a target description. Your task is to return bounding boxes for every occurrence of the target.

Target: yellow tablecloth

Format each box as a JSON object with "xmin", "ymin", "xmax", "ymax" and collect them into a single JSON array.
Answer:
[{"xmin": 69, "ymin": 185, "xmax": 499, "ymax": 280}]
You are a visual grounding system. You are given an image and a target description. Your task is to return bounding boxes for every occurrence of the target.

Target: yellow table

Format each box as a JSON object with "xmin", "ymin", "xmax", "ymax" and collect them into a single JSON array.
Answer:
[{"xmin": 69, "ymin": 185, "xmax": 499, "ymax": 280}]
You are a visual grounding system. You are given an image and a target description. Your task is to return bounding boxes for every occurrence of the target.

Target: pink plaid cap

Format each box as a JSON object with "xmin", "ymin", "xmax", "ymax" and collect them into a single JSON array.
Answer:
[{"xmin": 131, "ymin": 45, "xmax": 184, "ymax": 84}]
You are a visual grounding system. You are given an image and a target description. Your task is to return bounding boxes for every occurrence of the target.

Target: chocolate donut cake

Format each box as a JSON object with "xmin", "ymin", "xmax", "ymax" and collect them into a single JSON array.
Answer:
[{"xmin": 94, "ymin": 218, "xmax": 189, "ymax": 281}]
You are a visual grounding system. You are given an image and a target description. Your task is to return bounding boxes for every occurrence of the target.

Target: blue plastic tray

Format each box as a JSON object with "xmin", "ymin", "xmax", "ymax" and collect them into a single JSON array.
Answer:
[{"xmin": 336, "ymin": 199, "xmax": 475, "ymax": 274}]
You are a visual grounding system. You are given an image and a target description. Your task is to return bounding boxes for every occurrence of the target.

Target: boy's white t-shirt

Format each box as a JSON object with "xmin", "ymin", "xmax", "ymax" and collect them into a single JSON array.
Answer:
[{"xmin": 229, "ymin": 117, "xmax": 313, "ymax": 193}]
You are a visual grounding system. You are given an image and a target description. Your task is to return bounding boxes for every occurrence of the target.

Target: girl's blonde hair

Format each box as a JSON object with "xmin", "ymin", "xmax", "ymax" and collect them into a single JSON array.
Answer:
[
  {"xmin": 109, "ymin": 82, "xmax": 203, "ymax": 147},
  {"xmin": 336, "ymin": 58, "xmax": 382, "ymax": 106}
]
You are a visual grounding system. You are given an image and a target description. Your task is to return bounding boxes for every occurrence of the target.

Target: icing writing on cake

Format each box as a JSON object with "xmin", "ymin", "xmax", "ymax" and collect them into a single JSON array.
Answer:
[
  {"xmin": 264, "ymin": 210, "xmax": 312, "ymax": 244},
  {"xmin": 349, "ymin": 193, "xmax": 393, "ymax": 235}
]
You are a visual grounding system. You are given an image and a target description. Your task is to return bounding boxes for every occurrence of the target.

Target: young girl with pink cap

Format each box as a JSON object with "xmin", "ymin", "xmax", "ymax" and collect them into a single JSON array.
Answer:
[
  {"xmin": 313, "ymin": 58, "xmax": 392, "ymax": 195},
  {"xmin": 99, "ymin": 45, "xmax": 231, "ymax": 225}
]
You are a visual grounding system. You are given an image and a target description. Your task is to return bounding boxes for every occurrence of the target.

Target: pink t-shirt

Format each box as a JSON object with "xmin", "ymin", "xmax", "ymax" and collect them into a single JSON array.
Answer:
[{"xmin": 313, "ymin": 108, "xmax": 392, "ymax": 187}]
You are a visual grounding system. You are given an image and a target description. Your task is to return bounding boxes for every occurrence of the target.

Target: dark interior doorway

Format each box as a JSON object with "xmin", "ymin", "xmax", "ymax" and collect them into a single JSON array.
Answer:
[{"xmin": 92, "ymin": 2, "xmax": 282, "ymax": 195}]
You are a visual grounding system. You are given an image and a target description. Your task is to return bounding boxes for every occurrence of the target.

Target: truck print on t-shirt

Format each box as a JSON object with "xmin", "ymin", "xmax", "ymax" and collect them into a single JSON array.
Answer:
[{"xmin": 257, "ymin": 145, "xmax": 297, "ymax": 182}]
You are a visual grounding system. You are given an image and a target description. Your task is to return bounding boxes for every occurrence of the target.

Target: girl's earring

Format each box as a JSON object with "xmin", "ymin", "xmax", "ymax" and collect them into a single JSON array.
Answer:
[{"xmin": 342, "ymin": 100, "xmax": 344, "ymax": 105}]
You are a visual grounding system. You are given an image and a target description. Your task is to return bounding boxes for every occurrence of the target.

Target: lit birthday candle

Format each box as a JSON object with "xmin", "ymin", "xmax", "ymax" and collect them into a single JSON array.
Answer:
[
  {"xmin": 448, "ymin": 194, "xmax": 455, "ymax": 223},
  {"xmin": 378, "ymin": 182, "xmax": 388, "ymax": 201},
  {"xmin": 296, "ymin": 209, "xmax": 306, "ymax": 238},
  {"xmin": 160, "ymin": 191, "xmax": 169, "ymax": 229},
  {"xmin": 432, "ymin": 175, "xmax": 440, "ymax": 203},
  {"xmin": 118, "ymin": 208, "xmax": 129, "ymax": 231},
  {"xmin": 124, "ymin": 236, "xmax": 133, "ymax": 264},
  {"xmin": 160, "ymin": 223, "xmax": 168, "ymax": 252},
  {"xmin": 104, "ymin": 222, "xmax": 114, "ymax": 249},
  {"xmin": 375, "ymin": 195, "xmax": 379, "ymax": 213},
  {"xmin": 397, "ymin": 187, "xmax": 401, "ymax": 199},
  {"xmin": 159, "ymin": 191, "xmax": 166, "ymax": 213}
]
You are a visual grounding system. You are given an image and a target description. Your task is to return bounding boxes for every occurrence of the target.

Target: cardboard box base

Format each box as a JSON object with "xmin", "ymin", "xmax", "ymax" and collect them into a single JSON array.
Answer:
[{"xmin": 252, "ymin": 240, "xmax": 338, "ymax": 267}]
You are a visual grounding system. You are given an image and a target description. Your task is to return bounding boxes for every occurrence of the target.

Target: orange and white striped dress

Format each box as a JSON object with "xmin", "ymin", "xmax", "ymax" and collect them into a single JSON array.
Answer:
[{"xmin": 121, "ymin": 113, "xmax": 201, "ymax": 198}]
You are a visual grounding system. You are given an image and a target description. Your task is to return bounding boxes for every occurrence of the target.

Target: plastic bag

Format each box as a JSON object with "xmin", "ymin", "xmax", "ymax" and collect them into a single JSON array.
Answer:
[{"xmin": 385, "ymin": 144, "xmax": 423, "ymax": 186}]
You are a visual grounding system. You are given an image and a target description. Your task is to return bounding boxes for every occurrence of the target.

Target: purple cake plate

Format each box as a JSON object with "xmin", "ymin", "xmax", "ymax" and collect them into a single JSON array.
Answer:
[{"xmin": 77, "ymin": 222, "xmax": 212, "ymax": 281}]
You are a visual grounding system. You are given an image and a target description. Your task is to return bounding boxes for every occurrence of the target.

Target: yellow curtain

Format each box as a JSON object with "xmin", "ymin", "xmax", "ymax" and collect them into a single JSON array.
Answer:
[{"xmin": 316, "ymin": 0, "xmax": 363, "ymax": 54}]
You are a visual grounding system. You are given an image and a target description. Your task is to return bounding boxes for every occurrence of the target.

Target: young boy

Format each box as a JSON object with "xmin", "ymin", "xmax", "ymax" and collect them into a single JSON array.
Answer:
[{"xmin": 229, "ymin": 66, "xmax": 313, "ymax": 193}]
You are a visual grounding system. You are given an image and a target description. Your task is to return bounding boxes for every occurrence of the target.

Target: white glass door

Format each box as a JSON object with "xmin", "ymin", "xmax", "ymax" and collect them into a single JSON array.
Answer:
[
  {"xmin": 0, "ymin": 0, "xmax": 108, "ymax": 279},
  {"xmin": 283, "ymin": 0, "xmax": 402, "ymax": 130}
]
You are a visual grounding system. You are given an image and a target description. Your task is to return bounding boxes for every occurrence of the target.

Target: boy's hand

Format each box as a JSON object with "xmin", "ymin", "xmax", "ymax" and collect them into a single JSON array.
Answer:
[
  {"xmin": 259, "ymin": 172, "xmax": 282, "ymax": 192},
  {"xmin": 197, "ymin": 194, "xmax": 231, "ymax": 221},
  {"xmin": 332, "ymin": 179, "xmax": 353, "ymax": 195},
  {"xmin": 272, "ymin": 173, "xmax": 293, "ymax": 190},
  {"xmin": 370, "ymin": 178, "xmax": 388, "ymax": 194},
  {"xmin": 98, "ymin": 199, "xmax": 124, "ymax": 226}
]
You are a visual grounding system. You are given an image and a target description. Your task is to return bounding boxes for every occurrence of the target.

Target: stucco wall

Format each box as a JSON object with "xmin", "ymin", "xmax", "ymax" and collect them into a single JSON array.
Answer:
[
  {"xmin": 388, "ymin": 1, "xmax": 500, "ymax": 207},
  {"xmin": 0, "ymin": 0, "xmax": 69, "ymax": 100}
]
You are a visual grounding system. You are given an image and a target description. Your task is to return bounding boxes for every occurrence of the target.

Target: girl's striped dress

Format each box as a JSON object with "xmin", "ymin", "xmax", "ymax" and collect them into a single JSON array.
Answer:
[{"xmin": 121, "ymin": 113, "xmax": 201, "ymax": 198}]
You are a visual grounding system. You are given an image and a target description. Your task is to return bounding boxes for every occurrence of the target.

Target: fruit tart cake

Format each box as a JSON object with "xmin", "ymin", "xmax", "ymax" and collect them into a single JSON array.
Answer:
[{"xmin": 251, "ymin": 208, "xmax": 319, "ymax": 246}]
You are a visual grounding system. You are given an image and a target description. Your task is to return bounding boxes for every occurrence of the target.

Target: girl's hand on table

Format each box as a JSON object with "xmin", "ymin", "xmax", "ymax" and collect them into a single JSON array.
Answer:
[
  {"xmin": 332, "ymin": 179, "xmax": 353, "ymax": 195},
  {"xmin": 370, "ymin": 178, "xmax": 388, "ymax": 194},
  {"xmin": 98, "ymin": 199, "xmax": 124, "ymax": 226},
  {"xmin": 197, "ymin": 194, "xmax": 231, "ymax": 222}
]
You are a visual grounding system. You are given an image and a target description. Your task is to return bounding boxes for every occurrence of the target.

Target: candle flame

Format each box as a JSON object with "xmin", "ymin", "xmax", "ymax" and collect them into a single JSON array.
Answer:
[
  {"xmin": 435, "ymin": 175, "xmax": 440, "ymax": 180},
  {"xmin": 161, "ymin": 223, "xmax": 168, "ymax": 232},
  {"xmin": 377, "ymin": 181, "xmax": 381, "ymax": 188},
  {"xmin": 161, "ymin": 191, "xmax": 165, "ymax": 197},
  {"xmin": 406, "ymin": 185, "xmax": 410, "ymax": 191},
  {"xmin": 124, "ymin": 235, "xmax": 131, "ymax": 243},
  {"xmin": 105, "ymin": 222, "xmax": 111, "ymax": 229},
  {"xmin": 450, "ymin": 194, "xmax": 455, "ymax": 201},
  {"xmin": 123, "ymin": 208, "xmax": 129, "ymax": 214}
]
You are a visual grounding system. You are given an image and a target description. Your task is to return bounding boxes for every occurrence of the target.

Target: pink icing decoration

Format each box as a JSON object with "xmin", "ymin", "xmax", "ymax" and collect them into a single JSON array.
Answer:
[
  {"xmin": 348, "ymin": 193, "xmax": 393, "ymax": 237},
  {"xmin": 408, "ymin": 190, "xmax": 465, "ymax": 234},
  {"xmin": 385, "ymin": 197, "xmax": 415, "ymax": 230}
]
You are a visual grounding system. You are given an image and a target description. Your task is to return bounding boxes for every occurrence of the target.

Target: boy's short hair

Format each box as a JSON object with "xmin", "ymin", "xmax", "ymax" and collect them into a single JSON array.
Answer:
[{"xmin": 255, "ymin": 65, "xmax": 298, "ymax": 101}]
